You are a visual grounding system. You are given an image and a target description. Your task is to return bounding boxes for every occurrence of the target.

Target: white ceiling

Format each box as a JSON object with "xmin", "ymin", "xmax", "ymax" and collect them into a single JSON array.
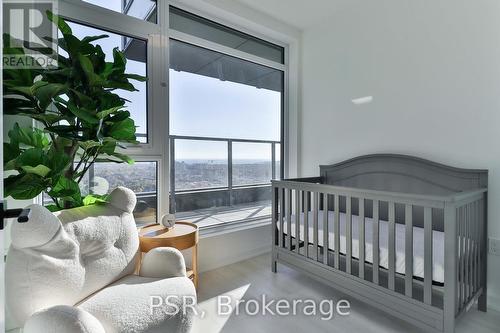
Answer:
[{"xmin": 234, "ymin": 0, "xmax": 339, "ymax": 30}]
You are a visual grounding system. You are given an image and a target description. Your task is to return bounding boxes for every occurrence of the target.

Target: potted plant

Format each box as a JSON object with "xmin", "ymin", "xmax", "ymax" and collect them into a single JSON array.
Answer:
[{"xmin": 3, "ymin": 11, "xmax": 146, "ymax": 210}]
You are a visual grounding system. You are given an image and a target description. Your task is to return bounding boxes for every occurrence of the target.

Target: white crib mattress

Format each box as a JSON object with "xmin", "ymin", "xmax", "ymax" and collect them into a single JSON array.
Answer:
[{"xmin": 280, "ymin": 210, "xmax": 444, "ymax": 283}]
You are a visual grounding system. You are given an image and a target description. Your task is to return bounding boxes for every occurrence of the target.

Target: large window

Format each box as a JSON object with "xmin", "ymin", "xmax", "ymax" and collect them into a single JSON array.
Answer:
[
  {"xmin": 22, "ymin": 1, "xmax": 287, "ymax": 228},
  {"xmin": 42, "ymin": 2, "xmax": 158, "ymax": 224},
  {"xmin": 169, "ymin": 23, "xmax": 284, "ymax": 214}
]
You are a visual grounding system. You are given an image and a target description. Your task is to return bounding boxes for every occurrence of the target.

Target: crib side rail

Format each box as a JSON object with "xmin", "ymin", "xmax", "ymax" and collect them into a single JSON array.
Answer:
[
  {"xmin": 272, "ymin": 180, "xmax": 486, "ymax": 318},
  {"xmin": 448, "ymin": 193, "xmax": 487, "ymax": 318}
]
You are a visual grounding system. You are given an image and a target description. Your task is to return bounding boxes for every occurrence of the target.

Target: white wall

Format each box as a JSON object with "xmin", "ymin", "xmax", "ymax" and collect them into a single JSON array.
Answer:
[
  {"xmin": 183, "ymin": 225, "xmax": 271, "ymax": 273},
  {"xmin": 300, "ymin": 0, "xmax": 500, "ymax": 310}
]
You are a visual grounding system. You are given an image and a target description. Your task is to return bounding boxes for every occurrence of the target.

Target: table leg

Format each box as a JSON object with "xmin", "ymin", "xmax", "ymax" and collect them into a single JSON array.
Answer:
[
  {"xmin": 134, "ymin": 251, "xmax": 144, "ymax": 275},
  {"xmin": 193, "ymin": 244, "xmax": 198, "ymax": 289}
]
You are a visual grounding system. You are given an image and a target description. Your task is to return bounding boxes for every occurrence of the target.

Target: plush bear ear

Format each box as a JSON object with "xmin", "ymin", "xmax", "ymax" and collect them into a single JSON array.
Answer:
[
  {"xmin": 107, "ymin": 186, "xmax": 137, "ymax": 213},
  {"xmin": 10, "ymin": 204, "xmax": 61, "ymax": 249}
]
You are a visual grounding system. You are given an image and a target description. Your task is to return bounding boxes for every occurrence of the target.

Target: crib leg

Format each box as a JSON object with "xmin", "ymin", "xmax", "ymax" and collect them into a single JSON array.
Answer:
[
  {"xmin": 444, "ymin": 318, "xmax": 455, "ymax": 333},
  {"xmin": 478, "ymin": 288, "xmax": 487, "ymax": 312}
]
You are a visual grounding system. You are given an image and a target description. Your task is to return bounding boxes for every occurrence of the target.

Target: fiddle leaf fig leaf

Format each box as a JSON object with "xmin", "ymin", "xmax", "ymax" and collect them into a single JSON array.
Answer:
[
  {"xmin": 4, "ymin": 174, "xmax": 46, "ymax": 200},
  {"xmin": 108, "ymin": 118, "xmax": 136, "ymax": 141},
  {"xmin": 108, "ymin": 152, "xmax": 134, "ymax": 164},
  {"xmin": 67, "ymin": 102, "xmax": 99, "ymax": 124},
  {"xmin": 46, "ymin": 10, "xmax": 72, "ymax": 35},
  {"xmin": 8, "ymin": 124, "xmax": 50, "ymax": 149},
  {"xmin": 83, "ymin": 194, "xmax": 108, "ymax": 206},
  {"xmin": 124, "ymin": 73, "xmax": 147, "ymax": 81},
  {"xmin": 96, "ymin": 106, "xmax": 122, "ymax": 119},
  {"xmin": 21, "ymin": 164, "xmax": 52, "ymax": 177},
  {"xmin": 33, "ymin": 82, "xmax": 68, "ymax": 110},
  {"xmin": 48, "ymin": 176, "xmax": 80, "ymax": 198}
]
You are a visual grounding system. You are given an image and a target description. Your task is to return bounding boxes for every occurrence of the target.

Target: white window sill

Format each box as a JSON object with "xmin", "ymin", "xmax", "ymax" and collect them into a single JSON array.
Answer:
[{"xmin": 199, "ymin": 217, "xmax": 271, "ymax": 238}]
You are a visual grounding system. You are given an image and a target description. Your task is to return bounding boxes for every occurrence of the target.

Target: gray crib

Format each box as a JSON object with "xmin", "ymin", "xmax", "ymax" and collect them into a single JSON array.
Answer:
[{"xmin": 271, "ymin": 154, "xmax": 487, "ymax": 333}]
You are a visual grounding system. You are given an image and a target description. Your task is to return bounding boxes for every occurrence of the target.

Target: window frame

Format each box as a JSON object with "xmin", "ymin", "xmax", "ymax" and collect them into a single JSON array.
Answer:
[
  {"xmin": 166, "ymin": 3, "xmax": 288, "ymax": 199},
  {"xmin": 55, "ymin": 0, "xmax": 291, "ymax": 229}
]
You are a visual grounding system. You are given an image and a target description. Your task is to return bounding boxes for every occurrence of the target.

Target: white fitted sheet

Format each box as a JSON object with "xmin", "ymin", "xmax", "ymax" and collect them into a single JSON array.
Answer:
[{"xmin": 280, "ymin": 210, "xmax": 444, "ymax": 283}]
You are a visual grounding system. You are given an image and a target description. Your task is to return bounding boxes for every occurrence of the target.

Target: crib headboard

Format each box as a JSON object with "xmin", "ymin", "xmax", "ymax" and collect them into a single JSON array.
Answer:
[
  {"xmin": 319, "ymin": 154, "xmax": 487, "ymax": 231},
  {"xmin": 320, "ymin": 154, "xmax": 487, "ymax": 196}
]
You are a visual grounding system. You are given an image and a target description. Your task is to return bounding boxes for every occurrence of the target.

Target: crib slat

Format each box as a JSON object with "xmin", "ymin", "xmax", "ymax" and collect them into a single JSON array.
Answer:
[
  {"xmin": 334, "ymin": 195, "xmax": 340, "ymax": 269},
  {"xmin": 454, "ymin": 206, "xmax": 460, "ymax": 315},
  {"xmin": 287, "ymin": 189, "xmax": 293, "ymax": 251},
  {"xmin": 465, "ymin": 204, "xmax": 470, "ymax": 300},
  {"xmin": 304, "ymin": 191, "xmax": 309, "ymax": 258},
  {"xmin": 405, "ymin": 204, "xmax": 413, "ymax": 297},
  {"xmin": 479, "ymin": 199, "xmax": 485, "ymax": 300},
  {"xmin": 424, "ymin": 207, "xmax": 433, "ymax": 305},
  {"xmin": 373, "ymin": 200, "xmax": 380, "ymax": 285},
  {"xmin": 323, "ymin": 194, "xmax": 329, "ymax": 265},
  {"xmin": 346, "ymin": 196, "xmax": 352, "ymax": 274},
  {"xmin": 475, "ymin": 201, "xmax": 480, "ymax": 293},
  {"xmin": 459, "ymin": 206, "xmax": 464, "ymax": 308},
  {"xmin": 469, "ymin": 203, "xmax": 473, "ymax": 296},
  {"xmin": 473, "ymin": 201, "xmax": 478, "ymax": 293},
  {"xmin": 295, "ymin": 190, "xmax": 301, "ymax": 254},
  {"xmin": 359, "ymin": 198, "xmax": 365, "ymax": 279},
  {"xmin": 278, "ymin": 188, "xmax": 284, "ymax": 249},
  {"xmin": 313, "ymin": 192, "xmax": 320, "ymax": 261},
  {"xmin": 468, "ymin": 203, "xmax": 473, "ymax": 299},
  {"xmin": 388, "ymin": 201, "xmax": 396, "ymax": 291}
]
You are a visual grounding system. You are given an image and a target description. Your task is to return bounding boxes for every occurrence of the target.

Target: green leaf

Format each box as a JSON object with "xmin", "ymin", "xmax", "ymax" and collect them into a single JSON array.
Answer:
[
  {"xmin": 96, "ymin": 106, "xmax": 122, "ymax": 119},
  {"xmin": 81, "ymin": 34, "xmax": 109, "ymax": 44},
  {"xmin": 4, "ymin": 142, "xmax": 20, "ymax": 164},
  {"xmin": 30, "ymin": 113, "xmax": 65, "ymax": 125},
  {"xmin": 108, "ymin": 152, "xmax": 134, "ymax": 164},
  {"xmin": 46, "ymin": 148, "xmax": 70, "ymax": 177},
  {"xmin": 68, "ymin": 89, "xmax": 93, "ymax": 106},
  {"xmin": 4, "ymin": 174, "xmax": 46, "ymax": 200},
  {"xmin": 46, "ymin": 10, "xmax": 72, "ymax": 35},
  {"xmin": 67, "ymin": 102, "xmax": 99, "ymax": 124},
  {"xmin": 78, "ymin": 54, "xmax": 103, "ymax": 86},
  {"xmin": 48, "ymin": 176, "xmax": 80, "ymax": 198},
  {"xmin": 45, "ymin": 204, "xmax": 63, "ymax": 212},
  {"xmin": 124, "ymin": 73, "xmax": 147, "ymax": 82},
  {"xmin": 102, "ymin": 80, "xmax": 137, "ymax": 91},
  {"xmin": 100, "ymin": 138, "xmax": 117, "ymax": 154},
  {"xmin": 79, "ymin": 140, "xmax": 101, "ymax": 151},
  {"xmin": 112, "ymin": 47, "xmax": 126, "ymax": 72},
  {"xmin": 108, "ymin": 111, "xmax": 130, "ymax": 122},
  {"xmin": 8, "ymin": 124, "xmax": 50, "ymax": 148},
  {"xmin": 45, "ymin": 125, "xmax": 83, "ymax": 140},
  {"xmin": 21, "ymin": 164, "xmax": 52, "ymax": 177},
  {"xmin": 18, "ymin": 148, "xmax": 46, "ymax": 167},
  {"xmin": 33, "ymin": 82, "xmax": 67, "ymax": 110},
  {"xmin": 83, "ymin": 194, "xmax": 108, "ymax": 206},
  {"xmin": 108, "ymin": 118, "xmax": 136, "ymax": 141}
]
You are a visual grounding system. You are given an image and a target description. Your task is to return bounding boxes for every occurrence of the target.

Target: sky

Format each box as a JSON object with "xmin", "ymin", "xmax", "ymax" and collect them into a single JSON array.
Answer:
[{"xmin": 71, "ymin": 2, "xmax": 282, "ymax": 161}]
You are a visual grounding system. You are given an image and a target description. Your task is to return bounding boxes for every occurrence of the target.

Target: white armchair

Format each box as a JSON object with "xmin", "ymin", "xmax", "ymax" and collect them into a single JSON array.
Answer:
[{"xmin": 6, "ymin": 187, "xmax": 196, "ymax": 333}]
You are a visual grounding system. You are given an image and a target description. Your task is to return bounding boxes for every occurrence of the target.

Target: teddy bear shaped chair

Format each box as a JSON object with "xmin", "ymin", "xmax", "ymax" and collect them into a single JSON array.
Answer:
[{"xmin": 6, "ymin": 187, "xmax": 196, "ymax": 333}]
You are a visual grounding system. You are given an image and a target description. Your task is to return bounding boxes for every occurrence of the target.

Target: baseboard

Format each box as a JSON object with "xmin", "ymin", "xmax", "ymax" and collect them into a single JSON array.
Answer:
[
  {"xmin": 488, "ymin": 294, "xmax": 500, "ymax": 312},
  {"xmin": 199, "ymin": 245, "xmax": 271, "ymax": 273}
]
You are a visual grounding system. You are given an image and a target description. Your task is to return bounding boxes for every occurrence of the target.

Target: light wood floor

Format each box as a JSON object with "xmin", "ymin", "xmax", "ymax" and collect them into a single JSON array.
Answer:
[{"xmin": 192, "ymin": 254, "xmax": 500, "ymax": 333}]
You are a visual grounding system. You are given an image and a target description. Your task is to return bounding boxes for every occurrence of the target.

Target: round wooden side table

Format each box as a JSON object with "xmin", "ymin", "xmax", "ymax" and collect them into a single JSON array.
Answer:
[{"xmin": 138, "ymin": 222, "xmax": 199, "ymax": 289}]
